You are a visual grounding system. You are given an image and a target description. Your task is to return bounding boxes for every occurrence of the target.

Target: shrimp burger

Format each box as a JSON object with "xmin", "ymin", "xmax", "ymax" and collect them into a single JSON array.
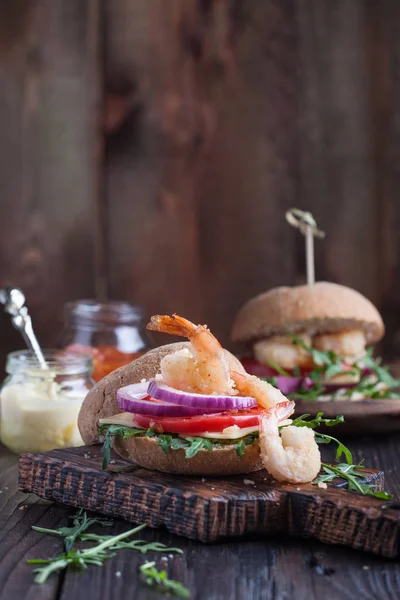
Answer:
[
  {"xmin": 78, "ymin": 314, "xmax": 319, "ymax": 479},
  {"xmin": 232, "ymin": 282, "xmax": 400, "ymax": 401}
]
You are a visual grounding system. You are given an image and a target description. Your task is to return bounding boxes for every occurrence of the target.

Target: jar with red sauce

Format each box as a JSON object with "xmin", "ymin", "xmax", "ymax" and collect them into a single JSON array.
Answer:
[{"xmin": 61, "ymin": 301, "xmax": 152, "ymax": 382}]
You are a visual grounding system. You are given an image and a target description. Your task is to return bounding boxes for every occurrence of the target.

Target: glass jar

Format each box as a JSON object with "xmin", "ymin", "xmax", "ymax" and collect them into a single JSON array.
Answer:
[
  {"xmin": 0, "ymin": 350, "xmax": 94, "ymax": 454},
  {"xmin": 61, "ymin": 300, "xmax": 152, "ymax": 382}
]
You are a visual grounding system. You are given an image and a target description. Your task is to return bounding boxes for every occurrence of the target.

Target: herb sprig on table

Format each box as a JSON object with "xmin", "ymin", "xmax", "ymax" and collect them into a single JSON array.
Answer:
[
  {"xmin": 140, "ymin": 561, "xmax": 190, "ymax": 598},
  {"xmin": 32, "ymin": 508, "xmax": 113, "ymax": 552},
  {"xmin": 29, "ymin": 511, "xmax": 189, "ymax": 596}
]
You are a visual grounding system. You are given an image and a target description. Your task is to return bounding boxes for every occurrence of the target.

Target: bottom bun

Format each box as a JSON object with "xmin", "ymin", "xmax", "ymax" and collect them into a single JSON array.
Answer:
[{"xmin": 113, "ymin": 436, "xmax": 264, "ymax": 476}]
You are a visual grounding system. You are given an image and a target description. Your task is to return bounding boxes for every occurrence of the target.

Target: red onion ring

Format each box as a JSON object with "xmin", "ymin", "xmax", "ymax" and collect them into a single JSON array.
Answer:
[
  {"xmin": 147, "ymin": 379, "xmax": 257, "ymax": 410},
  {"xmin": 117, "ymin": 384, "xmax": 223, "ymax": 417}
]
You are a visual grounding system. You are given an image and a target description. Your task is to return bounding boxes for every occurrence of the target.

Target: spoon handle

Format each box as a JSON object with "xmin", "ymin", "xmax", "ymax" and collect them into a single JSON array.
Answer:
[
  {"xmin": 11, "ymin": 309, "xmax": 47, "ymax": 368},
  {"xmin": 0, "ymin": 287, "xmax": 47, "ymax": 368}
]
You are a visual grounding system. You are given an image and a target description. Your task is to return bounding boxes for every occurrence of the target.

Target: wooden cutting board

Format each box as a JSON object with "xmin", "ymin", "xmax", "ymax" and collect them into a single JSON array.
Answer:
[{"xmin": 18, "ymin": 445, "xmax": 400, "ymax": 558}]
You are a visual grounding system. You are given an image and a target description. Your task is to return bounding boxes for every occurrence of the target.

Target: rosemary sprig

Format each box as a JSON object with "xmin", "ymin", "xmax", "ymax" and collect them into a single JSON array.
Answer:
[{"xmin": 140, "ymin": 561, "xmax": 190, "ymax": 598}]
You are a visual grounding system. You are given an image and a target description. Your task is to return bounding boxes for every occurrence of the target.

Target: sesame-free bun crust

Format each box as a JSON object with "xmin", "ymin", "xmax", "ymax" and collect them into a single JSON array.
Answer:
[
  {"xmin": 232, "ymin": 282, "xmax": 384, "ymax": 344},
  {"xmin": 113, "ymin": 435, "xmax": 263, "ymax": 476},
  {"xmin": 78, "ymin": 342, "xmax": 246, "ymax": 446}
]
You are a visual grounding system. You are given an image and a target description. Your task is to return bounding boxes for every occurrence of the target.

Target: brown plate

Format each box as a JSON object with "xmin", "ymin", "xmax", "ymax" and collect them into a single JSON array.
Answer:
[{"xmin": 294, "ymin": 397, "xmax": 400, "ymax": 435}]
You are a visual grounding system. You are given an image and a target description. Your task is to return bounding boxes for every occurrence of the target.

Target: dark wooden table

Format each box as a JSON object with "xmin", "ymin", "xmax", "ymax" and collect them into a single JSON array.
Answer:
[{"xmin": 1, "ymin": 435, "xmax": 400, "ymax": 600}]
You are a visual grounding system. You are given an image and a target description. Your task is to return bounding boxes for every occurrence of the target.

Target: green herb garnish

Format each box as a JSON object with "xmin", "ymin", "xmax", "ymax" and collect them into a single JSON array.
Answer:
[
  {"xmin": 286, "ymin": 334, "xmax": 400, "ymax": 400},
  {"xmin": 29, "ymin": 511, "xmax": 185, "ymax": 588},
  {"xmin": 314, "ymin": 463, "xmax": 392, "ymax": 500},
  {"xmin": 234, "ymin": 432, "xmax": 259, "ymax": 456},
  {"xmin": 140, "ymin": 561, "xmax": 190, "ymax": 598},
  {"xmin": 291, "ymin": 334, "xmax": 336, "ymax": 366},
  {"xmin": 282, "ymin": 413, "xmax": 392, "ymax": 499},
  {"xmin": 289, "ymin": 412, "xmax": 345, "ymax": 430},
  {"xmin": 98, "ymin": 424, "xmax": 152, "ymax": 470},
  {"xmin": 32, "ymin": 508, "xmax": 113, "ymax": 552},
  {"xmin": 99, "ymin": 424, "xmax": 259, "ymax": 464},
  {"xmin": 265, "ymin": 359, "xmax": 291, "ymax": 377},
  {"xmin": 29, "ymin": 523, "xmax": 147, "ymax": 583}
]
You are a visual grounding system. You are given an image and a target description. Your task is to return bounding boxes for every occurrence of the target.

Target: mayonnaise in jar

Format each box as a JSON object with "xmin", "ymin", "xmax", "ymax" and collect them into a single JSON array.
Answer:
[{"xmin": 0, "ymin": 350, "xmax": 94, "ymax": 453}]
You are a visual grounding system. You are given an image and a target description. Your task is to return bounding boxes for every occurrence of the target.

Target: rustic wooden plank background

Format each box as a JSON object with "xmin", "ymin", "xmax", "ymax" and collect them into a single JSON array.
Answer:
[{"xmin": 0, "ymin": 0, "xmax": 400, "ymax": 372}]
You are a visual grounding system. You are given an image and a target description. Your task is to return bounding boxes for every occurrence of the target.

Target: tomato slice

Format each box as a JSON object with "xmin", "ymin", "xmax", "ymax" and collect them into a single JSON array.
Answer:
[{"xmin": 133, "ymin": 406, "xmax": 263, "ymax": 434}]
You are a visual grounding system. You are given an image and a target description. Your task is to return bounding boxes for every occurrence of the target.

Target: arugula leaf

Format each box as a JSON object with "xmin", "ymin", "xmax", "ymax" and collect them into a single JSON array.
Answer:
[
  {"xmin": 289, "ymin": 412, "xmax": 345, "ymax": 429},
  {"xmin": 29, "ymin": 512, "xmax": 185, "ymax": 585},
  {"xmin": 323, "ymin": 363, "xmax": 358, "ymax": 380},
  {"xmin": 285, "ymin": 413, "xmax": 352, "ymax": 464},
  {"xmin": 29, "ymin": 523, "xmax": 149, "ymax": 583},
  {"xmin": 99, "ymin": 424, "xmax": 258, "ymax": 462},
  {"xmin": 288, "ymin": 414, "xmax": 392, "ymax": 498},
  {"xmin": 234, "ymin": 432, "xmax": 259, "ymax": 457},
  {"xmin": 314, "ymin": 433, "xmax": 353, "ymax": 465},
  {"xmin": 314, "ymin": 463, "xmax": 392, "ymax": 500},
  {"xmin": 183, "ymin": 437, "xmax": 213, "ymax": 458},
  {"xmin": 293, "ymin": 366, "xmax": 301, "ymax": 378},
  {"xmin": 140, "ymin": 561, "xmax": 190, "ymax": 598},
  {"xmin": 32, "ymin": 509, "xmax": 113, "ymax": 553},
  {"xmin": 291, "ymin": 334, "xmax": 337, "ymax": 366},
  {"xmin": 98, "ymin": 424, "xmax": 151, "ymax": 470},
  {"xmin": 80, "ymin": 534, "xmax": 183, "ymax": 554},
  {"xmin": 360, "ymin": 356, "xmax": 400, "ymax": 390},
  {"xmin": 265, "ymin": 359, "xmax": 291, "ymax": 377}
]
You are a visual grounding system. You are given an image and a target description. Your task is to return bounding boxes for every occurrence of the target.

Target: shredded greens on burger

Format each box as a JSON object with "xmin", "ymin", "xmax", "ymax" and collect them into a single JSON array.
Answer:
[
  {"xmin": 98, "ymin": 423, "xmax": 260, "ymax": 469},
  {"xmin": 98, "ymin": 415, "xmax": 392, "ymax": 500},
  {"xmin": 262, "ymin": 335, "xmax": 400, "ymax": 401}
]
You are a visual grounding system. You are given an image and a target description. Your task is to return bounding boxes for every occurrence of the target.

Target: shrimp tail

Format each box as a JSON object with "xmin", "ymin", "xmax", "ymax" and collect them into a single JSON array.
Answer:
[
  {"xmin": 272, "ymin": 400, "xmax": 296, "ymax": 422},
  {"xmin": 230, "ymin": 370, "xmax": 247, "ymax": 385},
  {"xmin": 260, "ymin": 401, "xmax": 295, "ymax": 433},
  {"xmin": 147, "ymin": 314, "xmax": 196, "ymax": 338}
]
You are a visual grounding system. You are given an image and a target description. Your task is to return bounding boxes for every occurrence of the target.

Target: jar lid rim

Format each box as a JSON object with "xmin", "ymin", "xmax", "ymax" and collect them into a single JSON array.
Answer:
[
  {"xmin": 64, "ymin": 300, "xmax": 144, "ymax": 321},
  {"xmin": 6, "ymin": 349, "xmax": 93, "ymax": 375}
]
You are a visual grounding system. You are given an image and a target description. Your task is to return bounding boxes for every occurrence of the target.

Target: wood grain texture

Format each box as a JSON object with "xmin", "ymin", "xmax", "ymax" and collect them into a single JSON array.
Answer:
[
  {"xmin": 0, "ymin": 0, "xmax": 100, "ymax": 371},
  {"xmin": 1, "ymin": 0, "xmax": 400, "ymax": 364},
  {"xmin": 18, "ymin": 444, "xmax": 400, "ymax": 558},
  {"xmin": 296, "ymin": 0, "xmax": 377, "ymax": 300},
  {"xmin": 101, "ymin": 0, "xmax": 400, "ymax": 354},
  {"xmin": 0, "ymin": 441, "xmax": 400, "ymax": 600}
]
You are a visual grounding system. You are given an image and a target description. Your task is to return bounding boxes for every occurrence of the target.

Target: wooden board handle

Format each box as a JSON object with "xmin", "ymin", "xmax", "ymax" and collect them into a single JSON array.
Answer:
[
  {"xmin": 18, "ymin": 446, "xmax": 400, "ymax": 558},
  {"xmin": 286, "ymin": 487, "xmax": 400, "ymax": 558}
]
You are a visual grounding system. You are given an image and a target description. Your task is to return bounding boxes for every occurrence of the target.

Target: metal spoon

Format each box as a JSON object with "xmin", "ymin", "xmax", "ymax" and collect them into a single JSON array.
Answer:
[{"xmin": 0, "ymin": 287, "xmax": 47, "ymax": 368}]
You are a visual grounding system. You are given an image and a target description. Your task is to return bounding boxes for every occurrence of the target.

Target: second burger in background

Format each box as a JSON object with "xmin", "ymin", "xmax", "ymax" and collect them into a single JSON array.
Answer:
[{"xmin": 232, "ymin": 281, "xmax": 400, "ymax": 401}]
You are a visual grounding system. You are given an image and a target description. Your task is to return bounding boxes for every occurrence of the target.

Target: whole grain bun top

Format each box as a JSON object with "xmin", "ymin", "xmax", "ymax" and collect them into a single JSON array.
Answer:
[
  {"xmin": 231, "ymin": 282, "xmax": 384, "ymax": 344},
  {"xmin": 78, "ymin": 341, "xmax": 245, "ymax": 445}
]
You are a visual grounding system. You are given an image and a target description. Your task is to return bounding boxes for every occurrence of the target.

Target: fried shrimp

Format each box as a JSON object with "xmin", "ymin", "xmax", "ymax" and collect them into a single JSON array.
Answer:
[
  {"xmin": 313, "ymin": 329, "xmax": 366, "ymax": 358},
  {"xmin": 230, "ymin": 370, "xmax": 287, "ymax": 410},
  {"xmin": 253, "ymin": 334, "xmax": 314, "ymax": 370},
  {"xmin": 147, "ymin": 314, "xmax": 235, "ymax": 395},
  {"xmin": 259, "ymin": 401, "xmax": 321, "ymax": 484}
]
